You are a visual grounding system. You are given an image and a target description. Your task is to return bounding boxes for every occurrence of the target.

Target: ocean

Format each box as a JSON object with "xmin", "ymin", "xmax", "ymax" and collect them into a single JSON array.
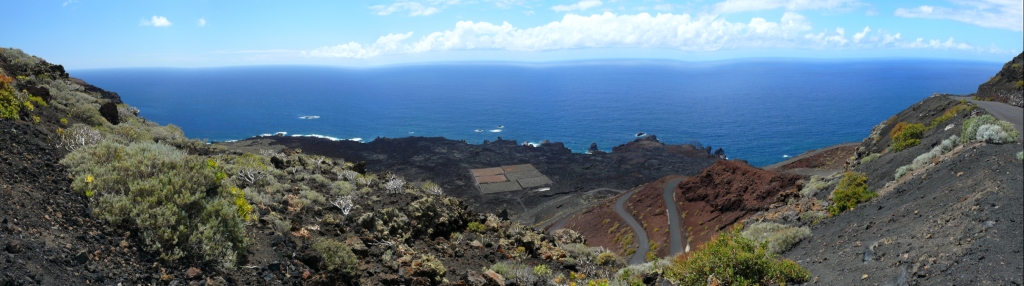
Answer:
[{"xmin": 71, "ymin": 59, "xmax": 1001, "ymax": 167}]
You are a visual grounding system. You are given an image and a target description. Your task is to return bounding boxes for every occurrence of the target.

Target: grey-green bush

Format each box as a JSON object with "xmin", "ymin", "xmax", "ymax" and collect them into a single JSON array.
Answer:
[
  {"xmin": 976, "ymin": 124, "xmax": 1014, "ymax": 143},
  {"xmin": 859, "ymin": 153, "xmax": 880, "ymax": 164},
  {"xmin": 800, "ymin": 176, "xmax": 832, "ymax": 198},
  {"xmin": 963, "ymin": 115, "xmax": 1019, "ymax": 143},
  {"xmin": 895, "ymin": 135, "xmax": 959, "ymax": 180},
  {"xmin": 741, "ymin": 222, "xmax": 812, "ymax": 254},
  {"xmin": 60, "ymin": 141, "xmax": 247, "ymax": 269},
  {"xmin": 311, "ymin": 238, "xmax": 358, "ymax": 275}
]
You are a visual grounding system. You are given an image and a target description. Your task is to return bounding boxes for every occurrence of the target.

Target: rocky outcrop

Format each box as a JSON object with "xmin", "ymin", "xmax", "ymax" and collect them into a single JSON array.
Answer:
[
  {"xmin": 0, "ymin": 49, "xmax": 69, "ymax": 80},
  {"xmin": 975, "ymin": 52, "xmax": 1023, "ymax": 107},
  {"xmin": 588, "ymin": 142, "xmax": 606, "ymax": 154},
  {"xmin": 674, "ymin": 160, "xmax": 804, "ymax": 247},
  {"xmin": 70, "ymin": 77, "xmax": 123, "ymax": 104},
  {"xmin": 99, "ymin": 102, "xmax": 119, "ymax": 125}
]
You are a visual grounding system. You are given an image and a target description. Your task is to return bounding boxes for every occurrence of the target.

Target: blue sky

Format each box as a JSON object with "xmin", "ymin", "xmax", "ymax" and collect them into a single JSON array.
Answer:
[{"xmin": 1, "ymin": 0, "xmax": 1020, "ymax": 69}]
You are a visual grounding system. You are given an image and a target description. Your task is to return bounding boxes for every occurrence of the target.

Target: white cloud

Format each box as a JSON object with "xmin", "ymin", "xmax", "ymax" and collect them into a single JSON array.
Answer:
[
  {"xmin": 902, "ymin": 37, "xmax": 975, "ymax": 50},
  {"xmin": 552, "ymin": 0, "xmax": 603, "ymax": 12},
  {"xmin": 804, "ymin": 27, "xmax": 849, "ymax": 46},
  {"xmin": 714, "ymin": 0, "xmax": 862, "ymax": 13},
  {"xmin": 895, "ymin": 0, "xmax": 1023, "ymax": 31},
  {"xmin": 653, "ymin": 4, "xmax": 674, "ymax": 11},
  {"xmin": 140, "ymin": 16, "xmax": 173, "ymax": 27},
  {"xmin": 371, "ymin": 2, "xmax": 441, "ymax": 16},
  {"xmin": 304, "ymin": 11, "xmax": 1012, "ymax": 59},
  {"xmin": 198, "ymin": 18, "xmax": 207, "ymax": 27},
  {"xmin": 485, "ymin": 0, "xmax": 529, "ymax": 9},
  {"xmin": 852, "ymin": 26, "xmax": 870, "ymax": 43},
  {"xmin": 62, "ymin": 0, "xmax": 77, "ymax": 7}
]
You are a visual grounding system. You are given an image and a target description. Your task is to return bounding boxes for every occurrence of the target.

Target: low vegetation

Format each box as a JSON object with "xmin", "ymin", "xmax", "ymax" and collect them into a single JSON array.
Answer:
[
  {"xmin": 894, "ymin": 135, "xmax": 960, "ymax": 180},
  {"xmin": 962, "ymin": 114, "xmax": 1019, "ymax": 144},
  {"xmin": 828, "ymin": 172, "xmax": 875, "ymax": 216},
  {"xmin": 664, "ymin": 225, "xmax": 810, "ymax": 285},
  {"xmin": 61, "ymin": 141, "xmax": 249, "ymax": 269},
  {"xmin": 310, "ymin": 238, "xmax": 358, "ymax": 276},
  {"xmin": 889, "ymin": 122, "xmax": 926, "ymax": 152},
  {"xmin": 0, "ymin": 74, "xmax": 19, "ymax": 120},
  {"xmin": 740, "ymin": 222, "xmax": 812, "ymax": 255},
  {"xmin": 928, "ymin": 102, "xmax": 972, "ymax": 129}
]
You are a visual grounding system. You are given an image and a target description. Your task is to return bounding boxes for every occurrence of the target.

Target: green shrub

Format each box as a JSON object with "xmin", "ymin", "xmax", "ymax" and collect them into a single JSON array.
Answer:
[
  {"xmin": 0, "ymin": 75, "xmax": 19, "ymax": 120},
  {"xmin": 300, "ymin": 189, "xmax": 327, "ymax": 205},
  {"xmin": 489, "ymin": 261, "xmax": 513, "ymax": 277},
  {"xmin": 890, "ymin": 122, "xmax": 925, "ymax": 152},
  {"xmin": 467, "ymin": 221, "xmax": 486, "ymax": 233},
  {"xmin": 664, "ymin": 225, "xmax": 810, "ymax": 285},
  {"xmin": 1016, "ymin": 151, "xmax": 1023, "ymax": 160},
  {"xmin": 859, "ymin": 153, "xmax": 881, "ymax": 165},
  {"xmin": 411, "ymin": 254, "xmax": 447, "ymax": 281},
  {"xmin": 740, "ymin": 222, "xmax": 812, "ymax": 254},
  {"xmin": 799, "ymin": 175, "xmax": 832, "ymax": 198},
  {"xmin": 27, "ymin": 95, "xmax": 47, "ymax": 107},
  {"xmin": 596, "ymin": 251, "xmax": 618, "ymax": 266},
  {"xmin": 330, "ymin": 181, "xmax": 356, "ymax": 196},
  {"xmin": 799, "ymin": 211, "xmax": 827, "ymax": 224},
  {"xmin": 533, "ymin": 264, "xmax": 552, "ymax": 277},
  {"xmin": 929, "ymin": 104, "xmax": 971, "ymax": 128},
  {"xmin": 60, "ymin": 141, "xmax": 248, "ymax": 269},
  {"xmin": 828, "ymin": 172, "xmax": 876, "ymax": 216},
  {"xmin": 311, "ymin": 238, "xmax": 358, "ymax": 275}
]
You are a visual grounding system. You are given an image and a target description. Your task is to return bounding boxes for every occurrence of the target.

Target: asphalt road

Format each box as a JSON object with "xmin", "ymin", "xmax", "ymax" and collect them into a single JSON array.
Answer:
[
  {"xmin": 951, "ymin": 96, "xmax": 1024, "ymax": 141},
  {"xmin": 663, "ymin": 178, "xmax": 686, "ymax": 256},
  {"xmin": 615, "ymin": 189, "xmax": 650, "ymax": 265}
]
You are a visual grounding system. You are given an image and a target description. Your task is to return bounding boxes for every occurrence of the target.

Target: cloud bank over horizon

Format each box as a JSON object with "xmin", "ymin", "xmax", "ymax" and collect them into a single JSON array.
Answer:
[{"xmin": 304, "ymin": 11, "xmax": 1014, "ymax": 59}]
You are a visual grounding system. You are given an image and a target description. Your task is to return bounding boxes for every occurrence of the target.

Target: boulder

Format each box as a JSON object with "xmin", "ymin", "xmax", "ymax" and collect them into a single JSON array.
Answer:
[{"xmin": 99, "ymin": 102, "xmax": 119, "ymax": 125}]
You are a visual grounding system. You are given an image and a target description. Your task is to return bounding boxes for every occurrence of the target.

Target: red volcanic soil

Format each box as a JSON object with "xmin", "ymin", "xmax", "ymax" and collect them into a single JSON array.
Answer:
[
  {"xmin": 625, "ymin": 175, "xmax": 688, "ymax": 257},
  {"xmin": 562, "ymin": 194, "xmax": 632, "ymax": 255},
  {"xmin": 776, "ymin": 145, "xmax": 858, "ymax": 171},
  {"xmin": 675, "ymin": 160, "xmax": 804, "ymax": 248}
]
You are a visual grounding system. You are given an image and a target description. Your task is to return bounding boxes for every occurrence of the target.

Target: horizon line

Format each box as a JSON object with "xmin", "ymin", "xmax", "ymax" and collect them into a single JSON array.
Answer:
[{"xmin": 66, "ymin": 55, "xmax": 1007, "ymax": 71}]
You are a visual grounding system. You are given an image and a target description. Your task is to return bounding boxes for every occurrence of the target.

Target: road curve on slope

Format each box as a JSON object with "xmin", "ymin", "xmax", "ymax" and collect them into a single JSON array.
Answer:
[
  {"xmin": 952, "ymin": 96, "xmax": 1024, "ymax": 141},
  {"xmin": 663, "ymin": 178, "xmax": 686, "ymax": 256},
  {"xmin": 544, "ymin": 188, "xmax": 626, "ymax": 234},
  {"xmin": 615, "ymin": 189, "xmax": 649, "ymax": 265}
]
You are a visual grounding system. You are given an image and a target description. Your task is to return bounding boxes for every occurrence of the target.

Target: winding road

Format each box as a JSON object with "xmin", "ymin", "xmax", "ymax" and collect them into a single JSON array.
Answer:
[
  {"xmin": 951, "ymin": 96, "xmax": 1024, "ymax": 141},
  {"xmin": 663, "ymin": 178, "xmax": 687, "ymax": 256},
  {"xmin": 614, "ymin": 189, "xmax": 650, "ymax": 265}
]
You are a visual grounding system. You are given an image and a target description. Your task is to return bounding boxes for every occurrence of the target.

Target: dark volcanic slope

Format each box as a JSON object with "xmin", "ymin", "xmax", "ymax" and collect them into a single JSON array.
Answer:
[
  {"xmin": 785, "ymin": 142, "xmax": 1023, "ymax": 285},
  {"xmin": 975, "ymin": 52, "xmax": 1023, "ymax": 107},
  {"xmin": 219, "ymin": 135, "xmax": 723, "ymax": 220}
]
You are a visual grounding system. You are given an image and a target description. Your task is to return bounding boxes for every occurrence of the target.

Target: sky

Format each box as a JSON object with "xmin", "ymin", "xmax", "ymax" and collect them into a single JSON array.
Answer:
[{"xmin": 1, "ymin": 0, "xmax": 1021, "ymax": 69}]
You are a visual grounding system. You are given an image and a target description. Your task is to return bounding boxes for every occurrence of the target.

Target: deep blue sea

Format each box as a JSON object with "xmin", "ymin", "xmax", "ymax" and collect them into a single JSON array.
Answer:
[{"xmin": 71, "ymin": 59, "xmax": 1001, "ymax": 167}]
